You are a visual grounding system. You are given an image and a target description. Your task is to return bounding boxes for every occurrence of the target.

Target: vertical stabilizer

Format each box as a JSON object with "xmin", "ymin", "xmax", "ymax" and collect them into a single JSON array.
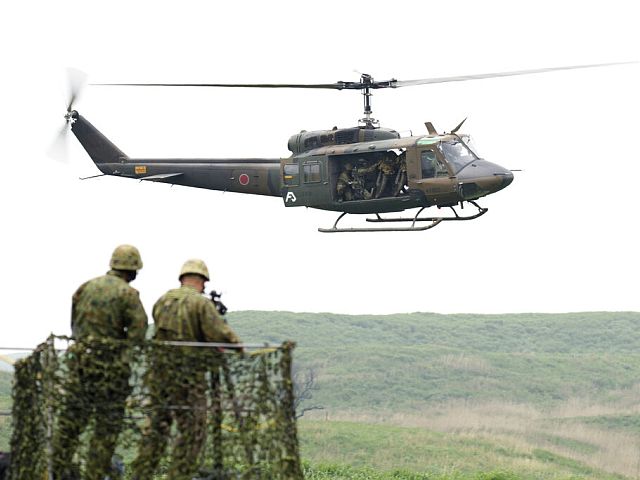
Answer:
[{"xmin": 70, "ymin": 111, "xmax": 128, "ymax": 165}]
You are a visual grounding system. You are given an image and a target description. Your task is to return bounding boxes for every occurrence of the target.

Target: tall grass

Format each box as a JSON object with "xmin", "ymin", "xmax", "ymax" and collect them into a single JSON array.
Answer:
[{"xmin": 321, "ymin": 399, "xmax": 640, "ymax": 478}]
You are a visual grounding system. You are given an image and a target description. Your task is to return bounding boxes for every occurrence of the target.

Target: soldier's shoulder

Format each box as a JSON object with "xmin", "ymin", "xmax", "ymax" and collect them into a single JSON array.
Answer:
[
  {"xmin": 94, "ymin": 274, "xmax": 140, "ymax": 297},
  {"xmin": 183, "ymin": 289, "xmax": 214, "ymax": 310},
  {"xmin": 154, "ymin": 287, "xmax": 190, "ymax": 304},
  {"xmin": 81, "ymin": 273, "xmax": 109, "ymax": 286},
  {"xmin": 74, "ymin": 274, "xmax": 110, "ymax": 294},
  {"xmin": 185, "ymin": 290, "xmax": 210, "ymax": 304}
]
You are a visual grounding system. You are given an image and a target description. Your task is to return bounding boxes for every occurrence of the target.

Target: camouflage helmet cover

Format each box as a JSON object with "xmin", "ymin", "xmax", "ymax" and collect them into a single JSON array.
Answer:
[
  {"xmin": 179, "ymin": 259, "xmax": 210, "ymax": 281},
  {"xmin": 110, "ymin": 244, "xmax": 143, "ymax": 271}
]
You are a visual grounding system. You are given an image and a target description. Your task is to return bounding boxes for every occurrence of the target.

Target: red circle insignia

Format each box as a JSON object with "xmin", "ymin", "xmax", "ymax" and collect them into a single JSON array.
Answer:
[{"xmin": 239, "ymin": 173, "xmax": 250, "ymax": 186}]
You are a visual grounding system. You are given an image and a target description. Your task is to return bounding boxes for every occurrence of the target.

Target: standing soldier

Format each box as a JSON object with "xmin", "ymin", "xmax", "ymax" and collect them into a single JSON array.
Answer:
[
  {"xmin": 131, "ymin": 259, "xmax": 240, "ymax": 480},
  {"xmin": 52, "ymin": 245, "xmax": 147, "ymax": 480}
]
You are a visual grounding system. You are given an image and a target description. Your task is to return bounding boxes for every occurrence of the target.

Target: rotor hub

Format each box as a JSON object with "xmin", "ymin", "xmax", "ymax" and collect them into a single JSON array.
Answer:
[{"xmin": 64, "ymin": 110, "xmax": 78, "ymax": 125}]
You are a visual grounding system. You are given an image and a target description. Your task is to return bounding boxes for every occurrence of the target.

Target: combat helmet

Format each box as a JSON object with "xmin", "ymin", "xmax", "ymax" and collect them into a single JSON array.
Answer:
[
  {"xmin": 110, "ymin": 244, "xmax": 143, "ymax": 271},
  {"xmin": 179, "ymin": 259, "xmax": 210, "ymax": 281}
]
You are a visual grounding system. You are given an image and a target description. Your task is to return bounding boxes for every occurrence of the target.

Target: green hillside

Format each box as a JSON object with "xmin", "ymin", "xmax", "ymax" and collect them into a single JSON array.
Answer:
[
  {"xmin": 230, "ymin": 311, "xmax": 640, "ymax": 353},
  {"xmin": 229, "ymin": 311, "xmax": 640, "ymax": 478},
  {"xmin": 2, "ymin": 311, "xmax": 639, "ymax": 477},
  {"xmin": 230, "ymin": 311, "xmax": 640, "ymax": 410}
]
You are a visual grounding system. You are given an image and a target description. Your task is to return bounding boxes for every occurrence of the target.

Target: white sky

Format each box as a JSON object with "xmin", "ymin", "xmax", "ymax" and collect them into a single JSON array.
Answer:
[{"xmin": 1, "ymin": 0, "xmax": 639, "ymax": 347}]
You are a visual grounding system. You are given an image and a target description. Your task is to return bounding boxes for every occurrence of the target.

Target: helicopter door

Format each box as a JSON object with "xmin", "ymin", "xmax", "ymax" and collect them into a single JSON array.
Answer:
[
  {"xmin": 420, "ymin": 150, "xmax": 449, "ymax": 179},
  {"xmin": 417, "ymin": 149, "xmax": 457, "ymax": 202},
  {"xmin": 300, "ymin": 159, "xmax": 331, "ymax": 205}
]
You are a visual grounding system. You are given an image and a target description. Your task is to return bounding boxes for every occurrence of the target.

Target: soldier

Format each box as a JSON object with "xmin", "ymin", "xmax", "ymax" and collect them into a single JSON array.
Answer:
[
  {"xmin": 336, "ymin": 161, "xmax": 354, "ymax": 201},
  {"xmin": 354, "ymin": 152, "xmax": 398, "ymax": 198},
  {"xmin": 393, "ymin": 151, "xmax": 408, "ymax": 196},
  {"xmin": 52, "ymin": 245, "xmax": 147, "ymax": 480},
  {"xmin": 131, "ymin": 259, "xmax": 240, "ymax": 480},
  {"xmin": 375, "ymin": 152, "xmax": 398, "ymax": 198}
]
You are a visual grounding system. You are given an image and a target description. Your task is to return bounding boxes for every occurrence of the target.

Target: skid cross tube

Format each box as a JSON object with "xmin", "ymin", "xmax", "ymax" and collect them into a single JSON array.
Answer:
[
  {"xmin": 366, "ymin": 200, "xmax": 488, "ymax": 223},
  {"xmin": 318, "ymin": 209, "xmax": 443, "ymax": 233},
  {"xmin": 318, "ymin": 201, "xmax": 487, "ymax": 233}
]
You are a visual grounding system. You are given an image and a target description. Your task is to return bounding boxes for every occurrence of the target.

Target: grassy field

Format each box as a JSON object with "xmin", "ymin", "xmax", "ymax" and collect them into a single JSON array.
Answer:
[
  {"xmin": 0, "ymin": 371, "xmax": 11, "ymax": 451},
  {"xmin": 2, "ymin": 311, "xmax": 640, "ymax": 477},
  {"xmin": 299, "ymin": 420, "xmax": 627, "ymax": 480},
  {"xmin": 230, "ymin": 311, "xmax": 640, "ymax": 477}
]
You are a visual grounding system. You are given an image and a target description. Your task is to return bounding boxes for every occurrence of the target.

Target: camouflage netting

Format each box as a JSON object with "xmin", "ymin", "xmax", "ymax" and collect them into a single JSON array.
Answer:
[{"xmin": 9, "ymin": 336, "xmax": 302, "ymax": 480}]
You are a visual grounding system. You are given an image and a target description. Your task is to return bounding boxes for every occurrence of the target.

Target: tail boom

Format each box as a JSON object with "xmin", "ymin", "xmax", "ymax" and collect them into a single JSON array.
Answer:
[{"xmin": 70, "ymin": 111, "xmax": 282, "ymax": 196}]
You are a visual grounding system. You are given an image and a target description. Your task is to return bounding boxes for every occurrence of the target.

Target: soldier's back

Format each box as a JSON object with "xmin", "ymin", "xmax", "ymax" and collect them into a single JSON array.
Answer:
[
  {"xmin": 153, "ymin": 286, "xmax": 211, "ymax": 342},
  {"xmin": 72, "ymin": 272, "xmax": 140, "ymax": 340}
]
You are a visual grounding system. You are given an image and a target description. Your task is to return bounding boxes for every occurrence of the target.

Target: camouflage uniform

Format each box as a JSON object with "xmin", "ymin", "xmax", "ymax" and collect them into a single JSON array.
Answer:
[
  {"xmin": 52, "ymin": 246, "xmax": 147, "ymax": 480},
  {"xmin": 357, "ymin": 154, "xmax": 397, "ymax": 198},
  {"xmin": 132, "ymin": 260, "xmax": 239, "ymax": 480},
  {"xmin": 393, "ymin": 152, "xmax": 408, "ymax": 196},
  {"xmin": 336, "ymin": 168, "xmax": 354, "ymax": 202}
]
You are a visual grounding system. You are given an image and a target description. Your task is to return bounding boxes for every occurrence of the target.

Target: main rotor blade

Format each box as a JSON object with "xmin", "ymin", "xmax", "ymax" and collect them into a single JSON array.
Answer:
[
  {"xmin": 92, "ymin": 62, "xmax": 636, "ymax": 92},
  {"xmin": 393, "ymin": 62, "xmax": 637, "ymax": 88},
  {"xmin": 93, "ymin": 81, "xmax": 350, "ymax": 90}
]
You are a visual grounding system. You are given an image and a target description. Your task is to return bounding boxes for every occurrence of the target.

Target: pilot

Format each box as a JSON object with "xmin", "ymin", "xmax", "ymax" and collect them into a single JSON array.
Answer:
[{"xmin": 336, "ymin": 162, "xmax": 355, "ymax": 202}]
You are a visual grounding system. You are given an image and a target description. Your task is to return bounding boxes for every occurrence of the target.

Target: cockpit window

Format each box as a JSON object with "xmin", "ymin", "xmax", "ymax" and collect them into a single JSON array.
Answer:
[
  {"xmin": 459, "ymin": 135, "xmax": 481, "ymax": 158},
  {"xmin": 439, "ymin": 140, "xmax": 479, "ymax": 173},
  {"xmin": 421, "ymin": 150, "xmax": 449, "ymax": 179},
  {"xmin": 283, "ymin": 163, "xmax": 299, "ymax": 186}
]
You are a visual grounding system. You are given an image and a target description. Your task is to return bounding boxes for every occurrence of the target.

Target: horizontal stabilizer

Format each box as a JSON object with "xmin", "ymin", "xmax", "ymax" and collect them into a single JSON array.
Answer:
[{"xmin": 137, "ymin": 172, "xmax": 184, "ymax": 181}]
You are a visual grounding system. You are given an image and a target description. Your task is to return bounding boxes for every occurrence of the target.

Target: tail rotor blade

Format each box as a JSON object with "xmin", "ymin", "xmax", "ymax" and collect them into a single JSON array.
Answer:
[
  {"xmin": 47, "ymin": 123, "xmax": 70, "ymax": 163},
  {"xmin": 66, "ymin": 68, "xmax": 87, "ymax": 112},
  {"xmin": 50, "ymin": 68, "xmax": 86, "ymax": 162}
]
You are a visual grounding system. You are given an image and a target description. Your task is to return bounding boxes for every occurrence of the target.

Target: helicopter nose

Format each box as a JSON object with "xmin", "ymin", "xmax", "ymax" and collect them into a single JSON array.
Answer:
[
  {"xmin": 456, "ymin": 161, "xmax": 514, "ymax": 199},
  {"xmin": 497, "ymin": 170, "xmax": 514, "ymax": 189}
]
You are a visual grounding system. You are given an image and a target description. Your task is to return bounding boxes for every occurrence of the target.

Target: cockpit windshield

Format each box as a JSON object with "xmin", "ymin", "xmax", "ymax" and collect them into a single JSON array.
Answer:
[
  {"xmin": 439, "ymin": 138, "xmax": 480, "ymax": 173},
  {"xmin": 459, "ymin": 135, "xmax": 481, "ymax": 158}
]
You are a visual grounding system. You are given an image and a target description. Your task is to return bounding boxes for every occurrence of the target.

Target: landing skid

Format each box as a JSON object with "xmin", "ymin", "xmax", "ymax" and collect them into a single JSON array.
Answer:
[{"xmin": 318, "ymin": 201, "xmax": 488, "ymax": 233}]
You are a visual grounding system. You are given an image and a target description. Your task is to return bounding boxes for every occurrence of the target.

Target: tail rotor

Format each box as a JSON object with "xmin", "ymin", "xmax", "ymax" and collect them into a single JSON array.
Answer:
[{"xmin": 48, "ymin": 68, "xmax": 86, "ymax": 162}]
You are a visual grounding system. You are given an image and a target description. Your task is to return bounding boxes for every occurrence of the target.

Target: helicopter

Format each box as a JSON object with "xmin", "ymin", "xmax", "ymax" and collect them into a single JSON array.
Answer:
[{"xmin": 59, "ymin": 62, "xmax": 633, "ymax": 232}]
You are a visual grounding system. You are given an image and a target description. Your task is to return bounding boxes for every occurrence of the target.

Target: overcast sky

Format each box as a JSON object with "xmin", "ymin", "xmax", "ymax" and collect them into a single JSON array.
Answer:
[{"xmin": 1, "ymin": 0, "xmax": 638, "ymax": 347}]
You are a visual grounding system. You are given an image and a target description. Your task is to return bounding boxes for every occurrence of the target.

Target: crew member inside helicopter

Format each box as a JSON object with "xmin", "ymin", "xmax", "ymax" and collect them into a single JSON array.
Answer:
[
  {"xmin": 393, "ymin": 151, "xmax": 408, "ymax": 196},
  {"xmin": 355, "ymin": 151, "xmax": 399, "ymax": 199},
  {"xmin": 336, "ymin": 150, "xmax": 410, "ymax": 202},
  {"xmin": 336, "ymin": 162, "xmax": 355, "ymax": 202}
]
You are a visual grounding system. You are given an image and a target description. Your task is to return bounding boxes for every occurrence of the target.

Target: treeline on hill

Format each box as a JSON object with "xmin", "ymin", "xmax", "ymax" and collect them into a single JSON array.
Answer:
[{"xmin": 230, "ymin": 311, "xmax": 640, "ymax": 412}]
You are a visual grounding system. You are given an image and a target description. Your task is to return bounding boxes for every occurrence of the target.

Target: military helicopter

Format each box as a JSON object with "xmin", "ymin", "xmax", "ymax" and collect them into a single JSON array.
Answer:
[{"xmin": 59, "ymin": 62, "xmax": 632, "ymax": 232}]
